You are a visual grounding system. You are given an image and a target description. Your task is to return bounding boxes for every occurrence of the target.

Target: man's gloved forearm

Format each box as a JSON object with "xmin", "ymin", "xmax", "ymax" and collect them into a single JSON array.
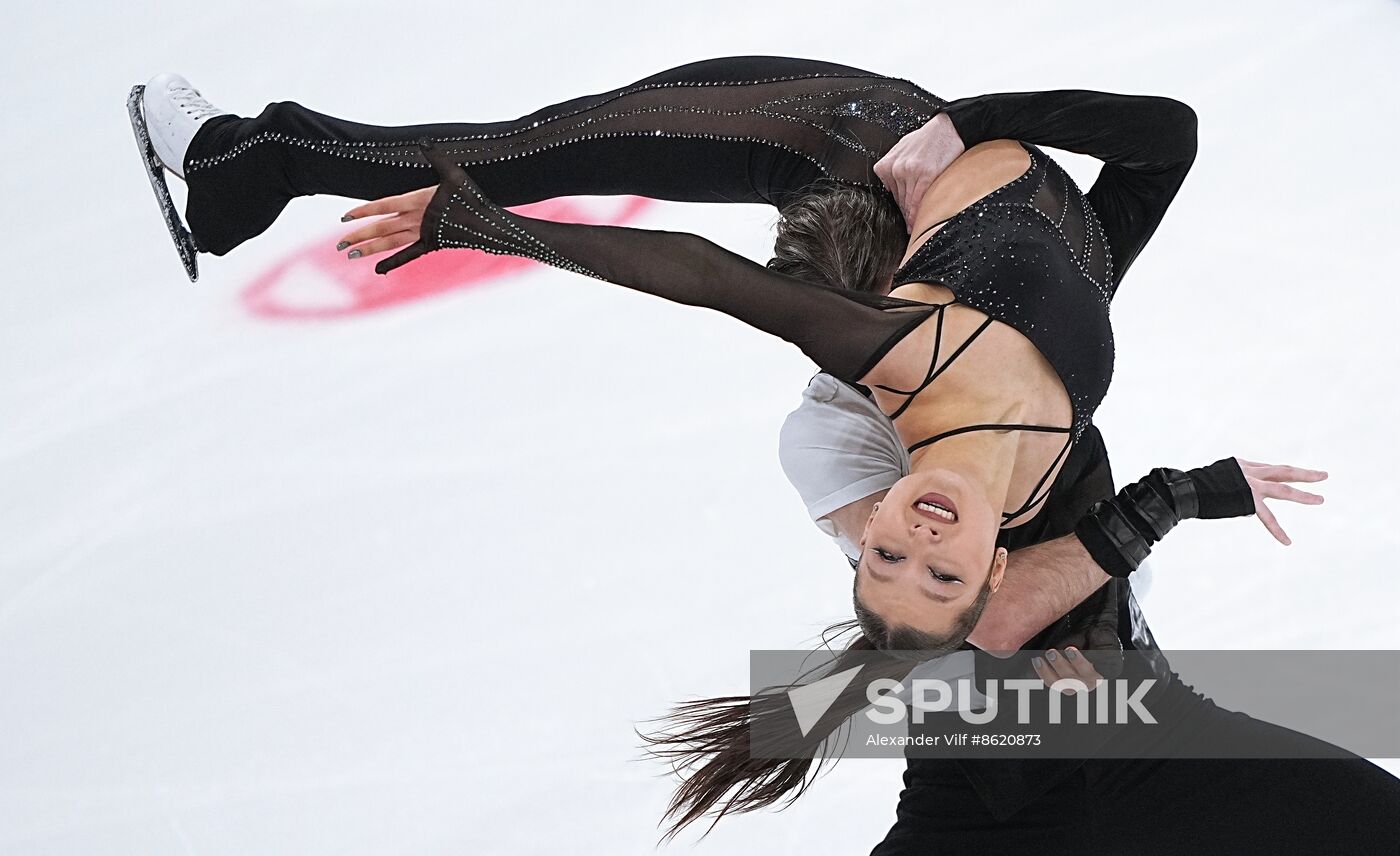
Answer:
[{"xmin": 1075, "ymin": 457, "xmax": 1254, "ymax": 578}]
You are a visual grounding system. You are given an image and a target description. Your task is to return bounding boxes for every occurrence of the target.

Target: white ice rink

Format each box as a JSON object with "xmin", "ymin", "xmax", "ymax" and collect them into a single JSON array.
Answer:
[{"xmin": 3, "ymin": 1, "xmax": 1399, "ymax": 853}]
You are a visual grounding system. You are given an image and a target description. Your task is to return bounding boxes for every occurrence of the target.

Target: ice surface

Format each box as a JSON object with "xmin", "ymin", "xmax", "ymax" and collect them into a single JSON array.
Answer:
[{"xmin": 2, "ymin": 1, "xmax": 1398, "ymax": 852}]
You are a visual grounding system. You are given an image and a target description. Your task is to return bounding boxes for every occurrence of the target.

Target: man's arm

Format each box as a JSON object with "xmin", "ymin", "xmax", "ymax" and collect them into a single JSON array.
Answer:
[
  {"xmin": 968, "ymin": 456, "xmax": 1325, "ymax": 652},
  {"xmin": 967, "ymin": 534, "xmax": 1108, "ymax": 652}
]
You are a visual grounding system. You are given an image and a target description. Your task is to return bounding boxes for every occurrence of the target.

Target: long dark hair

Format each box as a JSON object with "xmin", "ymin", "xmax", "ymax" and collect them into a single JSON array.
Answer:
[
  {"xmin": 640, "ymin": 613, "xmax": 970, "ymax": 840},
  {"xmin": 639, "ymin": 622, "xmax": 884, "ymax": 840}
]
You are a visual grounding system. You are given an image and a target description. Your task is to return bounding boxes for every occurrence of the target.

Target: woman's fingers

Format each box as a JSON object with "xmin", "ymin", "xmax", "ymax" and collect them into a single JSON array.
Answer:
[
  {"xmin": 1255, "ymin": 500, "xmax": 1291, "ymax": 546},
  {"xmin": 1061, "ymin": 647, "xmax": 1104, "ymax": 689},
  {"xmin": 1032, "ymin": 654, "xmax": 1055, "ymax": 686},
  {"xmin": 343, "ymin": 230, "xmax": 418, "ymax": 259},
  {"xmin": 341, "ymin": 187, "xmax": 434, "ymax": 222},
  {"xmin": 337, "ymin": 186, "xmax": 435, "ymax": 258},
  {"xmin": 338, "ymin": 213, "xmax": 418, "ymax": 249},
  {"xmin": 1033, "ymin": 649, "xmax": 1098, "ymax": 695}
]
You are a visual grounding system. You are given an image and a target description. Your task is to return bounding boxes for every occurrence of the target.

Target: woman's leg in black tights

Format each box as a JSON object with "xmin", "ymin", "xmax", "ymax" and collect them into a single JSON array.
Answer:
[{"xmin": 181, "ymin": 56, "xmax": 943, "ymax": 255}]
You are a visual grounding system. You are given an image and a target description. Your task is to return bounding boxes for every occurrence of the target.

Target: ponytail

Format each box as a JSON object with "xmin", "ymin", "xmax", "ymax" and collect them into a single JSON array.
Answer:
[{"xmin": 641, "ymin": 621, "xmax": 935, "ymax": 839}]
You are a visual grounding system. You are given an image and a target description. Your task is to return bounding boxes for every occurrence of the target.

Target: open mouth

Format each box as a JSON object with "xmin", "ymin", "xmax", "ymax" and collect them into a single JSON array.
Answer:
[{"xmin": 912, "ymin": 492, "xmax": 958, "ymax": 523}]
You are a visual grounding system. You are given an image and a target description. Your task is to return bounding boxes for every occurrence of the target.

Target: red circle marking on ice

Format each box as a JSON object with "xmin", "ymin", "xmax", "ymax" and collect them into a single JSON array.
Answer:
[{"xmin": 241, "ymin": 196, "xmax": 651, "ymax": 320}]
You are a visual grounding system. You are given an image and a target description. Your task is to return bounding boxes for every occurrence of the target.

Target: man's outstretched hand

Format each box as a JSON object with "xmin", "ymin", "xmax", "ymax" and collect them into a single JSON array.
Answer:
[{"xmin": 1236, "ymin": 458, "xmax": 1327, "ymax": 546}]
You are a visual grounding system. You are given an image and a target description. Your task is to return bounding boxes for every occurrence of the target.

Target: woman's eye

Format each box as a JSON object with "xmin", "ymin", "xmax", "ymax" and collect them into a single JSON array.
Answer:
[
  {"xmin": 875, "ymin": 548, "xmax": 901, "ymax": 563},
  {"xmin": 929, "ymin": 570, "xmax": 961, "ymax": 584}
]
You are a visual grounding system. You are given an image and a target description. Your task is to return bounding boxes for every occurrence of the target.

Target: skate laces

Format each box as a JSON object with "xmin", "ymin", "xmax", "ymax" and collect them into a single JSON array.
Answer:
[{"xmin": 169, "ymin": 85, "xmax": 224, "ymax": 121}]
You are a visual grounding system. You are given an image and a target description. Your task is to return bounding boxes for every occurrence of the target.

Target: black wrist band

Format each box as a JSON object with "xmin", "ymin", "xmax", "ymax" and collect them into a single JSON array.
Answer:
[
  {"xmin": 1155, "ymin": 466, "xmax": 1199, "ymax": 521},
  {"xmin": 1074, "ymin": 466, "xmax": 1195, "ymax": 578},
  {"xmin": 1184, "ymin": 457, "xmax": 1254, "ymax": 519},
  {"xmin": 1075, "ymin": 502, "xmax": 1143, "ymax": 578},
  {"xmin": 1075, "ymin": 458, "xmax": 1257, "ymax": 577}
]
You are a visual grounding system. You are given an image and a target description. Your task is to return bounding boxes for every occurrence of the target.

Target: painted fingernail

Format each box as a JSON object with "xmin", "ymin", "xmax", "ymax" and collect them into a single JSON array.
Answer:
[
  {"xmin": 1065, "ymin": 648, "xmax": 1078, "ymax": 660},
  {"xmin": 1032, "ymin": 657, "xmax": 1044, "ymax": 669},
  {"xmin": 1046, "ymin": 650, "xmax": 1058, "ymax": 662},
  {"xmin": 336, "ymin": 241, "xmax": 349, "ymax": 251},
  {"xmin": 347, "ymin": 249, "xmax": 362, "ymax": 259},
  {"xmin": 341, "ymin": 214, "xmax": 355, "ymax": 222}
]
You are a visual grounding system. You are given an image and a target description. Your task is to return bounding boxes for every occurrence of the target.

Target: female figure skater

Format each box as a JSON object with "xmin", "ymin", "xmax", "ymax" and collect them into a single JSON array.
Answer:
[
  {"xmin": 130, "ymin": 56, "xmax": 1399, "ymax": 851},
  {"xmin": 131, "ymin": 55, "xmax": 1289, "ymax": 649}
]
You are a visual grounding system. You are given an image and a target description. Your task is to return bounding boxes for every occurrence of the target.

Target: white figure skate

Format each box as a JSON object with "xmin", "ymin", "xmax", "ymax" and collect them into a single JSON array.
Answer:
[{"xmin": 126, "ymin": 73, "xmax": 228, "ymax": 282}]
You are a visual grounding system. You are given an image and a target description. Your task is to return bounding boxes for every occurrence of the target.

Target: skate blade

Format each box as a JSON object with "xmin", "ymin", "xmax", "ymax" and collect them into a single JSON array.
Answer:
[{"xmin": 127, "ymin": 84, "xmax": 199, "ymax": 282}]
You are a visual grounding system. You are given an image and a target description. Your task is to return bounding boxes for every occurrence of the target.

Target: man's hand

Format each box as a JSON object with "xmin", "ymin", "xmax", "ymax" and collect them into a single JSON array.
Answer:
[
  {"xmin": 1235, "ymin": 458, "xmax": 1327, "ymax": 546},
  {"xmin": 873, "ymin": 113, "xmax": 966, "ymax": 227},
  {"xmin": 335, "ymin": 186, "xmax": 436, "ymax": 260},
  {"xmin": 967, "ymin": 536, "xmax": 1109, "ymax": 655}
]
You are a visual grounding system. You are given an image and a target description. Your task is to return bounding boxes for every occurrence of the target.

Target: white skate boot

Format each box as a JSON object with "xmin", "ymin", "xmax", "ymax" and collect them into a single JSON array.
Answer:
[
  {"xmin": 126, "ymin": 73, "xmax": 230, "ymax": 281},
  {"xmin": 141, "ymin": 73, "xmax": 228, "ymax": 179}
]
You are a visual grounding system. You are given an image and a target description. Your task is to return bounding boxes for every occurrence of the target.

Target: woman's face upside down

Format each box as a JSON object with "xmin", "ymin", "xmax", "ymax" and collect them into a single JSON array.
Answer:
[{"xmin": 855, "ymin": 469, "xmax": 1007, "ymax": 644}]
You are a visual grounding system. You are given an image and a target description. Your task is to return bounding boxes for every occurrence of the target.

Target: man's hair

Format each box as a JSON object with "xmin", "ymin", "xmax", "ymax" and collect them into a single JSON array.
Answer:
[{"xmin": 767, "ymin": 181, "xmax": 908, "ymax": 294}]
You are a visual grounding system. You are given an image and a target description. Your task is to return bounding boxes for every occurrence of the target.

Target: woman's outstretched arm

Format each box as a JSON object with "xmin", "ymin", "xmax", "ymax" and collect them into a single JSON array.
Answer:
[
  {"xmin": 181, "ymin": 56, "xmax": 944, "ymax": 255},
  {"xmin": 379, "ymin": 142, "xmax": 935, "ymax": 387}
]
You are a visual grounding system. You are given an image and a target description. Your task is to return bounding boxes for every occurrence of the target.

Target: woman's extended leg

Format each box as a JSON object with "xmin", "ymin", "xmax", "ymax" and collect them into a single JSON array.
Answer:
[{"xmin": 181, "ymin": 56, "xmax": 944, "ymax": 255}]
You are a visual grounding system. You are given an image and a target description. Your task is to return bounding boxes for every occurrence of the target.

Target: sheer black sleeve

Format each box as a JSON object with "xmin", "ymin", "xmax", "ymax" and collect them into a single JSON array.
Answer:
[
  {"xmin": 941, "ymin": 91, "xmax": 1198, "ymax": 284},
  {"xmin": 380, "ymin": 143, "xmax": 938, "ymax": 385}
]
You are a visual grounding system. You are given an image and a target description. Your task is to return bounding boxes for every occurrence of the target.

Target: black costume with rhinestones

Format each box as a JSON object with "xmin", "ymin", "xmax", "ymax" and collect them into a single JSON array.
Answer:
[
  {"xmin": 361, "ymin": 76, "xmax": 1196, "ymax": 528},
  {"xmin": 174, "ymin": 57, "xmax": 1400, "ymax": 851},
  {"xmin": 182, "ymin": 57, "xmax": 945, "ymax": 255},
  {"xmin": 868, "ymin": 142, "xmax": 1115, "ymax": 525},
  {"xmin": 182, "ymin": 55, "xmax": 1194, "ymax": 534}
]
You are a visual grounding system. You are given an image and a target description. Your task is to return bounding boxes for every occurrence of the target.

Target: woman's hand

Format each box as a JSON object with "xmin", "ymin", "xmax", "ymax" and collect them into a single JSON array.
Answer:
[
  {"xmin": 1032, "ymin": 647, "xmax": 1103, "ymax": 695},
  {"xmin": 335, "ymin": 186, "xmax": 437, "ymax": 260},
  {"xmin": 1236, "ymin": 458, "xmax": 1327, "ymax": 546},
  {"xmin": 873, "ymin": 113, "xmax": 966, "ymax": 227}
]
